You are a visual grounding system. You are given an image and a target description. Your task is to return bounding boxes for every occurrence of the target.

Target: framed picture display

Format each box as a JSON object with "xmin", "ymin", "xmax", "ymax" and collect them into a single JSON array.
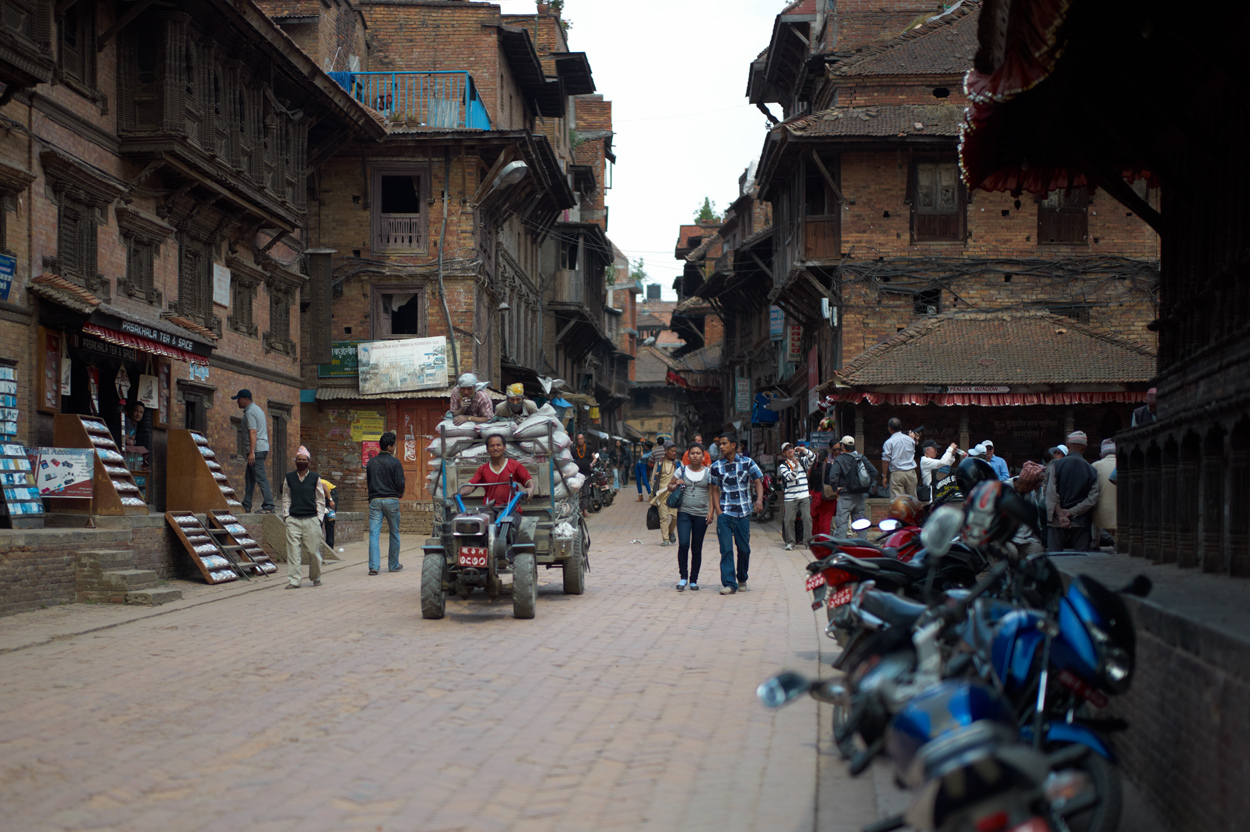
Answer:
[
  {"xmin": 36, "ymin": 327, "xmax": 61, "ymax": 414},
  {"xmin": 154, "ymin": 358, "xmax": 171, "ymax": 429}
]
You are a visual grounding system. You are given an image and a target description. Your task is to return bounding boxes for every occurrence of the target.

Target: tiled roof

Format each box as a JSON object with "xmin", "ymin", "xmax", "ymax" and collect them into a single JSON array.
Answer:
[
  {"xmin": 685, "ymin": 232, "xmax": 721, "ymax": 263},
  {"xmin": 28, "ymin": 273, "xmax": 103, "ymax": 313},
  {"xmin": 635, "ymin": 345, "xmax": 677, "ymax": 386},
  {"xmin": 831, "ymin": 2, "xmax": 979, "ymax": 77},
  {"xmin": 835, "ymin": 311, "xmax": 1157, "ymax": 387},
  {"xmin": 787, "ymin": 104, "xmax": 965, "ymax": 138}
]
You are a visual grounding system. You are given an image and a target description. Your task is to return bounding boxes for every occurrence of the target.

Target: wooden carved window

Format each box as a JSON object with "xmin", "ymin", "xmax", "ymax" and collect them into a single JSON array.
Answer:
[
  {"xmin": 177, "ymin": 235, "xmax": 214, "ymax": 326},
  {"xmin": 802, "ymin": 153, "xmax": 840, "ymax": 260},
  {"xmin": 264, "ymin": 282, "xmax": 295, "ymax": 355},
  {"xmin": 912, "ymin": 162, "xmax": 965, "ymax": 242},
  {"xmin": 1038, "ymin": 188, "xmax": 1090, "ymax": 245},
  {"xmin": 56, "ymin": 1, "xmax": 94, "ymax": 85},
  {"xmin": 56, "ymin": 196, "xmax": 97, "ymax": 287},
  {"xmin": 371, "ymin": 284, "xmax": 426, "ymax": 339},
  {"xmin": 228, "ymin": 277, "xmax": 257, "ymax": 337},
  {"xmin": 124, "ymin": 239, "xmax": 156, "ymax": 301}
]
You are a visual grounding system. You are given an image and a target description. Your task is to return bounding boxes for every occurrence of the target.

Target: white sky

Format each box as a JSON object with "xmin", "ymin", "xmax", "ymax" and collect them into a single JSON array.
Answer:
[{"xmin": 495, "ymin": 0, "xmax": 784, "ymax": 299}]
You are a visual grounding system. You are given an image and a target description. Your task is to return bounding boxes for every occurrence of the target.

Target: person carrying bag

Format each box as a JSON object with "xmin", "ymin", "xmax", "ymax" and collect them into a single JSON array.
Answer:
[{"xmin": 667, "ymin": 443, "xmax": 711, "ymax": 591}]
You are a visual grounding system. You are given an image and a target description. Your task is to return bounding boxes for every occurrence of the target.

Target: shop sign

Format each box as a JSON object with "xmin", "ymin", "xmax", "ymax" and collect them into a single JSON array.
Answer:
[
  {"xmin": 735, "ymin": 377, "xmax": 751, "ymax": 413},
  {"xmin": 77, "ymin": 332, "xmax": 138, "ymax": 363},
  {"xmin": 189, "ymin": 362, "xmax": 210, "ymax": 383},
  {"xmin": 786, "ymin": 325, "xmax": 803, "ymax": 363},
  {"xmin": 769, "ymin": 306, "xmax": 784, "ymax": 340},
  {"xmin": 807, "ymin": 346, "xmax": 820, "ymax": 412},
  {"xmin": 809, "ymin": 431, "xmax": 834, "ymax": 450},
  {"xmin": 319, "ymin": 341, "xmax": 362, "ymax": 378},
  {"xmin": 945, "ymin": 385, "xmax": 1010, "ymax": 394},
  {"xmin": 357, "ymin": 337, "xmax": 448, "ymax": 396},
  {"xmin": 0, "ymin": 253, "xmax": 14, "ymax": 301},
  {"xmin": 118, "ymin": 320, "xmax": 198, "ymax": 353},
  {"xmin": 32, "ymin": 447, "xmax": 94, "ymax": 498}
]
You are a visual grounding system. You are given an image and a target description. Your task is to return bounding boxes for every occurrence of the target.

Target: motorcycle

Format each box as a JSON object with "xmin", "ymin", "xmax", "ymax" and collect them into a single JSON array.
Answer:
[
  {"xmin": 588, "ymin": 454, "xmax": 613, "ymax": 511},
  {"xmin": 751, "ymin": 473, "xmax": 777, "ymax": 523}
]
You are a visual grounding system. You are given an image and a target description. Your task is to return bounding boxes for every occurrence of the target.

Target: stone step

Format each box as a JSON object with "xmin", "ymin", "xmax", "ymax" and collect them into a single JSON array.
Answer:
[
  {"xmin": 102, "ymin": 569, "xmax": 160, "ymax": 590},
  {"xmin": 78, "ymin": 549, "xmax": 136, "ymax": 569},
  {"xmin": 125, "ymin": 587, "xmax": 183, "ymax": 606}
]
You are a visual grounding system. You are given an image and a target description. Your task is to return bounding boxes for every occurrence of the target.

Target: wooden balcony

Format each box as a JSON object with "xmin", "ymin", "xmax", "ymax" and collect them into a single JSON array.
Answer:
[{"xmin": 803, "ymin": 216, "xmax": 840, "ymax": 261}]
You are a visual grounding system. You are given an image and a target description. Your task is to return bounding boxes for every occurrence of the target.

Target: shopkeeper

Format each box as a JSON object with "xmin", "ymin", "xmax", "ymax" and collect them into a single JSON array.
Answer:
[{"xmin": 124, "ymin": 400, "xmax": 152, "ymax": 471}]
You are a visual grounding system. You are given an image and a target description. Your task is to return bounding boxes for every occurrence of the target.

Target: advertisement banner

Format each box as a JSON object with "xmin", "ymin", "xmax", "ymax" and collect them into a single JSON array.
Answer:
[
  {"xmin": 807, "ymin": 346, "xmax": 820, "ymax": 413},
  {"xmin": 319, "ymin": 341, "xmax": 361, "ymax": 378},
  {"xmin": 360, "ymin": 440, "xmax": 381, "ymax": 469},
  {"xmin": 357, "ymin": 337, "xmax": 449, "ymax": 396},
  {"xmin": 787, "ymin": 325, "xmax": 803, "ymax": 363},
  {"xmin": 735, "ymin": 377, "xmax": 751, "ymax": 413},
  {"xmin": 769, "ymin": 306, "xmax": 784, "ymax": 340},
  {"xmin": 809, "ymin": 431, "xmax": 834, "ymax": 450},
  {"xmin": 33, "ymin": 447, "xmax": 95, "ymax": 498},
  {"xmin": 0, "ymin": 253, "xmax": 14, "ymax": 301}
]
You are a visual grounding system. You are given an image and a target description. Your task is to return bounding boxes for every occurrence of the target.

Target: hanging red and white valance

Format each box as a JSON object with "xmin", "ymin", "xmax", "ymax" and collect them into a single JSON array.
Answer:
[{"xmin": 82, "ymin": 323, "xmax": 210, "ymax": 366}]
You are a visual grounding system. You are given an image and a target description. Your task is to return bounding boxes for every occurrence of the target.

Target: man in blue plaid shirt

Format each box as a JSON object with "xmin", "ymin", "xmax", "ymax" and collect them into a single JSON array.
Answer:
[{"xmin": 707, "ymin": 432, "xmax": 765, "ymax": 594}]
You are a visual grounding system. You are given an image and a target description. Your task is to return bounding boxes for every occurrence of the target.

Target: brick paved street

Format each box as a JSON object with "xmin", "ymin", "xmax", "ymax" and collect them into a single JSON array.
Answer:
[{"xmin": 0, "ymin": 497, "xmax": 878, "ymax": 832}]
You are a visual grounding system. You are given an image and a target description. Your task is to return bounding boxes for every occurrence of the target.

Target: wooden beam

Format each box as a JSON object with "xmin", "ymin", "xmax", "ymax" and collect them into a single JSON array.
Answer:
[
  {"xmin": 746, "ymin": 249, "xmax": 773, "ymax": 280},
  {"xmin": 808, "ymin": 148, "xmax": 844, "ymax": 204},
  {"xmin": 801, "ymin": 268, "xmax": 832, "ymax": 299},
  {"xmin": 97, "ymin": 0, "xmax": 157, "ymax": 51},
  {"xmin": 54, "ymin": 0, "xmax": 78, "ymax": 15}
]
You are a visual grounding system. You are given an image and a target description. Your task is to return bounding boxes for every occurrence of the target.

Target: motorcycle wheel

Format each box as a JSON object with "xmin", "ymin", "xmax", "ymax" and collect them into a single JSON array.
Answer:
[
  {"xmin": 831, "ymin": 701, "xmax": 856, "ymax": 761},
  {"xmin": 591, "ymin": 493, "xmax": 602, "ymax": 512},
  {"xmin": 1048, "ymin": 744, "xmax": 1122, "ymax": 832}
]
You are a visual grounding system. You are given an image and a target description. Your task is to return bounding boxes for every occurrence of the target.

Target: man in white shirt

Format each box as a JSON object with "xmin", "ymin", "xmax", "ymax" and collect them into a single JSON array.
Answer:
[
  {"xmin": 881, "ymin": 418, "xmax": 918, "ymax": 498},
  {"xmin": 777, "ymin": 443, "xmax": 812, "ymax": 550},
  {"xmin": 919, "ymin": 439, "xmax": 957, "ymax": 501}
]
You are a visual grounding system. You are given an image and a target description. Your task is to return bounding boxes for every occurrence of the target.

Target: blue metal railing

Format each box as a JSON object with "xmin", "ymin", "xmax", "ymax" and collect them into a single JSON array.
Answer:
[{"xmin": 327, "ymin": 70, "xmax": 492, "ymax": 130}]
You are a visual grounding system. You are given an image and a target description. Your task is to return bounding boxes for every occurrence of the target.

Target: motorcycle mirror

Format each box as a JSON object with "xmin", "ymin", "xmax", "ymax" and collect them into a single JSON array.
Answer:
[
  {"xmin": 851, "ymin": 517, "xmax": 873, "ymax": 531},
  {"xmin": 878, "ymin": 518, "xmax": 901, "ymax": 532},
  {"xmin": 920, "ymin": 504, "xmax": 964, "ymax": 559},
  {"xmin": 756, "ymin": 671, "xmax": 812, "ymax": 708},
  {"xmin": 808, "ymin": 679, "xmax": 846, "ymax": 706}
]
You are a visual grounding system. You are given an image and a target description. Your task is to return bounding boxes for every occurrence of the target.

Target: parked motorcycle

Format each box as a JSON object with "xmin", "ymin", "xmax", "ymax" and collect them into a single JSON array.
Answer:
[
  {"xmin": 751, "ymin": 473, "xmax": 777, "ymax": 522},
  {"xmin": 588, "ymin": 454, "xmax": 613, "ymax": 512}
]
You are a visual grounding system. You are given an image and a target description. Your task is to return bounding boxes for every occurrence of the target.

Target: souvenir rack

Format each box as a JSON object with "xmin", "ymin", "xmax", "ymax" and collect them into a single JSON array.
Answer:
[
  {"xmin": 165, "ymin": 428, "xmax": 243, "ymax": 512},
  {"xmin": 52, "ymin": 414, "xmax": 148, "ymax": 515},
  {"xmin": 207, "ymin": 510, "xmax": 277, "ymax": 575}
]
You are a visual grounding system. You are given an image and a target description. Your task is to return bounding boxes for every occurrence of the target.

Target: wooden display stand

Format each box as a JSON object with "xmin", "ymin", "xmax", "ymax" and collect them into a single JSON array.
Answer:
[
  {"xmin": 207, "ymin": 510, "xmax": 278, "ymax": 575},
  {"xmin": 51, "ymin": 414, "xmax": 148, "ymax": 516},
  {"xmin": 165, "ymin": 429, "xmax": 243, "ymax": 512},
  {"xmin": 165, "ymin": 511, "xmax": 240, "ymax": 584}
]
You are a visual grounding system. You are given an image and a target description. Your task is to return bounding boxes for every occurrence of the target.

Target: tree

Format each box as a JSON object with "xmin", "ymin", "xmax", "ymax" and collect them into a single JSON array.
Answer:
[
  {"xmin": 694, "ymin": 197, "xmax": 720, "ymax": 224},
  {"xmin": 629, "ymin": 257, "xmax": 648, "ymax": 283}
]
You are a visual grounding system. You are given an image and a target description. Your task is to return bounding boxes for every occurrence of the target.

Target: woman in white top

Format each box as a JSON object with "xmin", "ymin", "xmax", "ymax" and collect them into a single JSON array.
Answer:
[{"xmin": 668, "ymin": 443, "xmax": 711, "ymax": 591}]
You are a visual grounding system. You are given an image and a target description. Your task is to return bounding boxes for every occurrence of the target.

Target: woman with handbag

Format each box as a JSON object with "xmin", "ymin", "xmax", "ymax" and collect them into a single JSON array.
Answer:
[
  {"xmin": 811, "ymin": 447, "xmax": 841, "ymax": 537},
  {"xmin": 667, "ymin": 442, "xmax": 711, "ymax": 591},
  {"xmin": 650, "ymin": 441, "xmax": 680, "ymax": 546}
]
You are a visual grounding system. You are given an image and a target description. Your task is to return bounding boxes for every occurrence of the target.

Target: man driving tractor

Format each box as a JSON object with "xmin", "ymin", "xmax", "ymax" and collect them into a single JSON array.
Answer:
[{"xmin": 459, "ymin": 434, "xmax": 535, "ymax": 508}]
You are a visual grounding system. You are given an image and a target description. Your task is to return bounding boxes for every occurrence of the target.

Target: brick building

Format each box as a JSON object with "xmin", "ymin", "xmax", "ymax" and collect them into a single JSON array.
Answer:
[
  {"xmin": 0, "ymin": 0, "xmax": 382, "ymax": 518},
  {"xmin": 703, "ymin": 0, "xmax": 1161, "ymax": 470}
]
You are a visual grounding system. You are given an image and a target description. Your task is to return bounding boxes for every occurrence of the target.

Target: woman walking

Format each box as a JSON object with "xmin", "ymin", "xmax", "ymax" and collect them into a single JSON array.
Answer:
[
  {"xmin": 635, "ymin": 441, "xmax": 652, "ymax": 501},
  {"xmin": 667, "ymin": 442, "xmax": 711, "ymax": 591},
  {"xmin": 811, "ymin": 447, "xmax": 840, "ymax": 537}
]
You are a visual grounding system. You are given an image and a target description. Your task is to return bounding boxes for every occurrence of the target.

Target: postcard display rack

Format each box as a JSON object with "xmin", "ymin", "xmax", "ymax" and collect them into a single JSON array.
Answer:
[
  {"xmin": 52, "ymin": 414, "xmax": 148, "ymax": 516},
  {"xmin": 0, "ymin": 365, "xmax": 42, "ymax": 529},
  {"xmin": 207, "ymin": 510, "xmax": 277, "ymax": 575},
  {"xmin": 165, "ymin": 512, "xmax": 243, "ymax": 584},
  {"xmin": 165, "ymin": 428, "xmax": 243, "ymax": 512}
]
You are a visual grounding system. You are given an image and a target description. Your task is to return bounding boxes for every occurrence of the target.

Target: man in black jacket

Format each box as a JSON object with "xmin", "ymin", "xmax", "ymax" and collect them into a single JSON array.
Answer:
[
  {"xmin": 366, "ymin": 431, "xmax": 406, "ymax": 575},
  {"xmin": 1044, "ymin": 430, "xmax": 1101, "ymax": 552}
]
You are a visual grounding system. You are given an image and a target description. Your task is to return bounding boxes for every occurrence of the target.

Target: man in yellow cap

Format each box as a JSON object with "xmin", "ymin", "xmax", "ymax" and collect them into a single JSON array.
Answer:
[{"xmin": 495, "ymin": 382, "xmax": 537, "ymax": 423}]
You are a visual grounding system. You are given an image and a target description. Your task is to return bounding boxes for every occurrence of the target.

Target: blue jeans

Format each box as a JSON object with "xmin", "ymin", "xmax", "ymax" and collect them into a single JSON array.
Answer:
[
  {"xmin": 612, "ymin": 467, "xmax": 621, "ymax": 490},
  {"xmin": 676, "ymin": 511, "xmax": 707, "ymax": 582},
  {"xmin": 635, "ymin": 461, "xmax": 651, "ymax": 494},
  {"xmin": 717, "ymin": 513, "xmax": 751, "ymax": 589},
  {"xmin": 369, "ymin": 498, "xmax": 402, "ymax": 571}
]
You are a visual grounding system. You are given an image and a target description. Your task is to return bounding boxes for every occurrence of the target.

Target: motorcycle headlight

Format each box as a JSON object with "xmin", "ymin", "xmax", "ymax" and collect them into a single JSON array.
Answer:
[{"xmin": 1087, "ymin": 621, "xmax": 1133, "ymax": 694}]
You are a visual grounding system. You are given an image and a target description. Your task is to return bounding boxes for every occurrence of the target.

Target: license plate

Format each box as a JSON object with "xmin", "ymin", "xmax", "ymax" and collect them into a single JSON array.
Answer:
[
  {"xmin": 805, "ymin": 573, "xmax": 826, "ymax": 591},
  {"xmin": 458, "ymin": 546, "xmax": 489, "ymax": 568},
  {"xmin": 827, "ymin": 585, "xmax": 855, "ymax": 609},
  {"xmin": 1056, "ymin": 669, "xmax": 1109, "ymax": 709}
]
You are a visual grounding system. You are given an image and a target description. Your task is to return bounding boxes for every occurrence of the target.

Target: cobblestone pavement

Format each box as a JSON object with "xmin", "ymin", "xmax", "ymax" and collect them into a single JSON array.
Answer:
[{"xmin": 0, "ymin": 496, "xmax": 879, "ymax": 832}]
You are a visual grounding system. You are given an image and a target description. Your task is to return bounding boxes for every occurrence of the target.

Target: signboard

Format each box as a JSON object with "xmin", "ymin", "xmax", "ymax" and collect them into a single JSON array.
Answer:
[
  {"xmin": 735, "ymin": 377, "xmax": 751, "ymax": 414},
  {"xmin": 945, "ymin": 385, "xmax": 1010, "ymax": 394},
  {"xmin": 786, "ymin": 325, "xmax": 803, "ymax": 364},
  {"xmin": 809, "ymin": 431, "xmax": 834, "ymax": 450},
  {"xmin": 350, "ymin": 412, "xmax": 386, "ymax": 442},
  {"xmin": 0, "ymin": 253, "xmax": 14, "ymax": 301},
  {"xmin": 212, "ymin": 263, "xmax": 231, "ymax": 307},
  {"xmin": 357, "ymin": 337, "xmax": 448, "ymax": 396},
  {"xmin": 769, "ymin": 306, "xmax": 784, "ymax": 341},
  {"xmin": 807, "ymin": 346, "xmax": 820, "ymax": 412},
  {"xmin": 32, "ymin": 447, "xmax": 94, "ymax": 498},
  {"xmin": 306, "ymin": 250, "xmax": 335, "ymax": 366},
  {"xmin": 361, "ymin": 440, "xmax": 380, "ymax": 469},
  {"xmin": 319, "ymin": 341, "xmax": 362, "ymax": 378}
]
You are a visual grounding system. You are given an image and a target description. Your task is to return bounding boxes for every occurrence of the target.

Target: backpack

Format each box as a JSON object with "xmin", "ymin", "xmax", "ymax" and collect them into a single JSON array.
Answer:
[{"xmin": 844, "ymin": 452, "xmax": 875, "ymax": 494}]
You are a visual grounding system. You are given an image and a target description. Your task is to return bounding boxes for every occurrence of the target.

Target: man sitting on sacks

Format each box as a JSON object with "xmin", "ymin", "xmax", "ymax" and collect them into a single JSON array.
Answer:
[
  {"xmin": 495, "ymin": 383, "xmax": 538, "ymax": 423},
  {"xmin": 459, "ymin": 434, "xmax": 535, "ymax": 510},
  {"xmin": 449, "ymin": 373, "xmax": 495, "ymax": 426}
]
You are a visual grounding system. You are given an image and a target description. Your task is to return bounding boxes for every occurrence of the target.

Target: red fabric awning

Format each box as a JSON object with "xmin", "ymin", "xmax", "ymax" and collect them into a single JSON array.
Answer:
[
  {"xmin": 827, "ymin": 390, "xmax": 1145, "ymax": 407},
  {"xmin": 666, "ymin": 369, "xmax": 719, "ymax": 391},
  {"xmin": 82, "ymin": 323, "xmax": 209, "ymax": 365}
]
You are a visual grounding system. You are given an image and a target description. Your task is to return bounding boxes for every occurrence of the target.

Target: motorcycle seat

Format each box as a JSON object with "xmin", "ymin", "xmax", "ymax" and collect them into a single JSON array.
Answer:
[
  {"xmin": 870, "ymin": 558, "xmax": 930, "ymax": 582},
  {"xmin": 827, "ymin": 537, "xmax": 884, "ymax": 552},
  {"xmin": 860, "ymin": 590, "xmax": 928, "ymax": 628},
  {"xmin": 830, "ymin": 554, "xmax": 883, "ymax": 579}
]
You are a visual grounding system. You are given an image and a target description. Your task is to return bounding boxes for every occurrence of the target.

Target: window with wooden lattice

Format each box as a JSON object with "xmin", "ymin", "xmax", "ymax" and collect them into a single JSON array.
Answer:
[
  {"xmin": 228, "ymin": 277, "xmax": 258, "ymax": 337},
  {"xmin": 56, "ymin": 195, "xmax": 98, "ymax": 287},
  {"xmin": 56, "ymin": 0, "xmax": 101, "ymax": 102},
  {"xmin": 911, "ymin": 161, "xmax": 965, "ymax": 242},
  {"xmin": 176, "ymin": 235, "xmax": 216, "ymax": 330},
  {"xmin": 1037, "ymin": 188, "xmax": 1090, "ymax": 245},
  {"xmin": 264, "ymin": 283, "xmax": 295, "ymax": 355},
  {"xmin": 122, "ymin": 237, "xmax": 157, "ymax": 303}
]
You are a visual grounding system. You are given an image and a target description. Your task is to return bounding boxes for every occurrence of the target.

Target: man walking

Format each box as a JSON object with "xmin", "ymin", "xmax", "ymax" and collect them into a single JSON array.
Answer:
[
  {"xmin": 1091, "ymin": 438, "xmax": 1118, "ymax": 549},
  {"xmin": 634, "ymin": 441, "xmax": 651, "ymax": 502},
  {"xmin": 651, "ymin": 440, "xmax": 680, "ymax": 545},
  {"xmin": 573, "ymin": 432, "xmax": 595, "ymax": 517},
  {"xmin": 233, "ymin": 389, "xmax": 274, "ymax": 513},
  {"xmin": 830, "ymin": 436, "xmax": 874, "ymax": 537},
  {"xmin": 280, "ymin": 446, "xmax": 331, "ymax": 588},
  {"xmin": 708, "ymin": 433, "xmax": 764, "ymax": 595},
  {"xmin": 983, "ymin": 440, "xmax": 1010, "ymax": 481},
  {"xmin": 777, "ymin": 442, "xmax": 812, "ymax": 550},
  {"xmin": 1045, "ymin": 431, "xmax": 1101, "ymax": 551},
  {"xmin": 881, "ymin": 417, "xmax": 918, "ymax": 497},
  {"xmin": 366, "ymin": 431, "xmax": 406, "ymax": 575}
]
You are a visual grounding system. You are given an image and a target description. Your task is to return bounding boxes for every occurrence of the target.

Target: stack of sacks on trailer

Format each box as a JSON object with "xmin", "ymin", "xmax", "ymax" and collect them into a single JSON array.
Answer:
[{"xmin": 425, "ymin": 404, "xmax": 584, "ymax": 515}]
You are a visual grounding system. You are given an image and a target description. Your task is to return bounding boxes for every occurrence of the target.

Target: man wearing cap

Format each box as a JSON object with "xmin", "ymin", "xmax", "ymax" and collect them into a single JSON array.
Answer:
[
  {"xmin": 280, "ymin": 446, "xmax": 332, "ymax": 588},
  {"xmin": 1045, "ymin": 431, "xmax": 1101, "ymax": 551},
  {"xmin": 983, "ymin": 440, "xmax": 1010, "ymax": 481},
  {"xmin": 233, "ymin": 390, "xmax": 275, "ymax": 514},
  {"xmin": 881, "ymin": 417, "xmax": 918, "ymax": 498},
  {"xmin": 1092, "ymin": 438, "xmax": 1118, "ymax": 549},
  {"xmin": 449, "ymin": 373, "xmax": 495, "ymax": 426},
  {"xmin": 829, "ymin": 436, "xmax": 874, "ymax": 537},
  {"xmin": 777, "ymin": 442, "xmax": 812, "ymax": 550},
  {"xmin": 495, "ymin": 383, "xmax": 537, "ymax": 423}
]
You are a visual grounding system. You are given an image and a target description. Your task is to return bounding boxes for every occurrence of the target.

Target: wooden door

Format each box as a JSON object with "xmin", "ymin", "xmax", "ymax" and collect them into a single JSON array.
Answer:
[{"xmin": 395, "ymin": 401, "xmax": 445, "ymax": 499}]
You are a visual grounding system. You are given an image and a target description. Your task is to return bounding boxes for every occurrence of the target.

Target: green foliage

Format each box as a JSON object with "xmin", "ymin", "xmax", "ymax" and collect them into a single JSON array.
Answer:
[
  {"xmin": 694, "ymin": 197, "xmax": 720, "ymax": 224},
  {"xmin": 629, "ymin": 257, "xmax": 648, "ymax": 283},
  {"xmin": 569, "ymin": 129, "xmax": 585, "ymax": 148}
]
